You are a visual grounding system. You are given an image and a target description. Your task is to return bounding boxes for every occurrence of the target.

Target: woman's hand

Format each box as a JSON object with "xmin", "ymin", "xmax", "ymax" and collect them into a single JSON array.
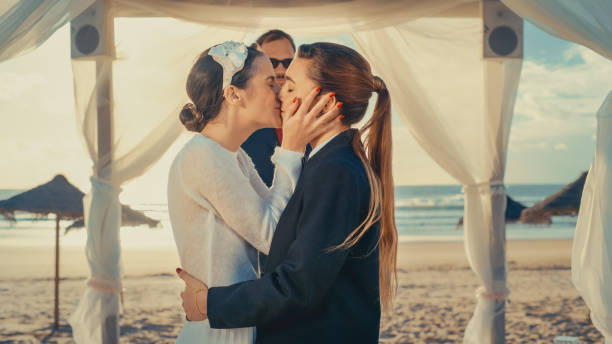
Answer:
[
  {"xmin": 280, "ymin": 87, "xmax": 344, "ymax": 153},
  {"xmin": 177, "ymin": 268, "xmax": 208, "ymax": 321}
]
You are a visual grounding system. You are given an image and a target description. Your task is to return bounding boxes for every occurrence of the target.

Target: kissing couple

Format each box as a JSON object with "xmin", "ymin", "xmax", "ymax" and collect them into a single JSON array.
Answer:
[{"xmin": 167, "ymin": 33, "xmax": 397, "ymax": 344}]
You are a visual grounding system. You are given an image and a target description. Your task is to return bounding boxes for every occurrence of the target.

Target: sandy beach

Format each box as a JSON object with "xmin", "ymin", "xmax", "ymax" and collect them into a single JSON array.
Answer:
[{"xmin": 0, "ymin": 240, "xmax": 604, "ymax": 343}]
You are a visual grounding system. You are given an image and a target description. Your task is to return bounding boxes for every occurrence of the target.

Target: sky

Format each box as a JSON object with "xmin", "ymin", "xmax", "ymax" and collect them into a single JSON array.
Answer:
[{"xmin": 0, "ymin": 20, "xmax": 610, "ymax": 203}]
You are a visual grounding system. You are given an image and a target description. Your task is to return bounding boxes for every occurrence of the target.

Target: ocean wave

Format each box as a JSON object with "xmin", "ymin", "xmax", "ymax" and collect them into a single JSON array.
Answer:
[
  {"xmin": 394, "ymin": 193, "xmax": 464, "ymax": 208},
  {"xmin": 396, "ymin": 205, "xmax": 464, "ymax": 211}
]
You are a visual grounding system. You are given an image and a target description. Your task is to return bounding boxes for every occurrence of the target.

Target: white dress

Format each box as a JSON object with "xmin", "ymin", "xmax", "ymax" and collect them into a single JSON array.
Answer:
[{"xmin": 167, "ymin": 134, "xmax": 303, "ymax": 344}]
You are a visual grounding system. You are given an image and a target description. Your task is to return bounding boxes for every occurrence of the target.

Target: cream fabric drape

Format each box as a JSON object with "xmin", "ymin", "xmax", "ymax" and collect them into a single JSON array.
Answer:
[
  {"xmin": 572, "ymin": 91, "xmax": 612, "ymax": 344},
  {"xmin": 66, "ymin": 19, "xmax": 247, "ymax": 342},
  {"xmin": 501, "ymin": 0, "xmax": 612, "ymax": 60},
  {"xmin": 352, "ymin": 18, "xmax": 522, "ymax": 343},
  {"xmin": 0, "ymin": 0, "xmax": 95, "ymax": 62},
  {"xmin": 500, "ymin": 2, "xmax": 612, "ymax": 341},
  {"xmin": 113, "ymin": 0, "xmax": 474, "ymax": 36},
  {"xmin": 1, "ymin": 0, "xmax": 477, "ymax": 62}
]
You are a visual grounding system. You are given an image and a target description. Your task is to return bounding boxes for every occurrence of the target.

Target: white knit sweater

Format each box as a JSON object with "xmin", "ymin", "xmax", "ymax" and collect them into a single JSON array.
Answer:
[{"xmin": 167, "ymin": 133, "xmax": 302, "ymax": 343}]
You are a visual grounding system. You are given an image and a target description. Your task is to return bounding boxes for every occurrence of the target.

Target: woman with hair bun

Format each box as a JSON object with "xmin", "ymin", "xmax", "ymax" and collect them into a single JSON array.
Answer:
[{"xmin": 167, "ymin": 41, "xmax": 342, "ymax": 344}]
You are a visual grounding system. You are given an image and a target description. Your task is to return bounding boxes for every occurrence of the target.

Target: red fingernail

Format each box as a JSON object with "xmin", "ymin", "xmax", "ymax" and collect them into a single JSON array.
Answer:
[
  {"xmin": 337, "ymin": 102, "xmax": 343, "ymax": 108},
  {"xmin": 329, "ymin": 92, "xmax": 335, "ymax": 98},
  {"xmin": 315, "ymin": 86, "xmax": 321, "ymax": 92},
  {"xmin": 292, "ymin": 97, "xmax": 297, "ymax": 103},
  {"xmin": 339, "ymin": 115, "xmax": 345, "ymax": 120},
  {"xmin": 176, "ymin": 268, "xmax": 182, "ymax": 273}
]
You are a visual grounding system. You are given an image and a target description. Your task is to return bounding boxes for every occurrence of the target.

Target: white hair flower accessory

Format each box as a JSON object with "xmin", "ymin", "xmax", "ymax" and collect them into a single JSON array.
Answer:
[{"xmin": 209, "ymin": 41, "xmax": 249, "ymax": 89}]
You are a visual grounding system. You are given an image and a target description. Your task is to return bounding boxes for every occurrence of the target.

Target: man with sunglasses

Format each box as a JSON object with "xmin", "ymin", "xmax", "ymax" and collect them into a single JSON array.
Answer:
[
  {"xmin": 256, "ymin": 30, "xmax": 295, "ymax": 87},
  {"xmin": 242, "ymin": 30, "xmax": 311, "ymax": 271},
  {"xmin": 241, "ymin": 30, "xmax": 297, "ymax": 187}
]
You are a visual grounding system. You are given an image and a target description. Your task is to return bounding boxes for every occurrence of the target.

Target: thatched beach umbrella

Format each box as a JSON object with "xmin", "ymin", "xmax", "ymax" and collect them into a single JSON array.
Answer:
[
  {"xmin": 0, "ymin": 175, "xmax": 83, "ymax": 330},
  {"xmin": 66, "ymin": 204, "xmax": 161, "ymax": 231},
  {"xmin": 519, "ymin": 171, "xmax": 588, "ymax": 225},
  {"xmin": 0, "ymin": 174, "xmax": 159, "ymax": 330}
]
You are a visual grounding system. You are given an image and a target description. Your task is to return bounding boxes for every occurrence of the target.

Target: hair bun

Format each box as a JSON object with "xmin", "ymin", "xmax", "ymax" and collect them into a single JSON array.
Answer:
[
  {"xmin": 179, "ymin": 103, "xmax": 205, "ymax": 132},
  {"xmin": 372, "ymin": 75, "xmax": 387, "ymax": 93}
]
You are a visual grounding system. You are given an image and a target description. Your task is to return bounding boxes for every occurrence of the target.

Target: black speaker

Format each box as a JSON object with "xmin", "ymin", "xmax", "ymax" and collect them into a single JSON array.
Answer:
[
  {"xmin": 483, "ymin": 0, "xmax": 523, "ymax": 59},
  {"xmin": 71, "ymin": 0, "xmax": 107, "ymax": 58}
]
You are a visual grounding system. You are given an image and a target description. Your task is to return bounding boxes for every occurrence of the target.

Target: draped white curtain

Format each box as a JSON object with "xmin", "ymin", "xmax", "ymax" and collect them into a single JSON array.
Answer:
[
  {"xmin": 500, "ymin": 1, "xmax": 612, "ymax": 341},
  {"xmin": 572, "ymin": 91, "xmax": 612, "ymax": 344},
  {"xmin": 352, "ymin": 18, "xmax": 522, "ymax": 343},
  {"xmin": 501, "ymin": 0, "xmax": 612, "ymax": 60},
  {"xmin": 0, "ymin": 0, "xmax": 95, "ymax": 62},
  {"xmin": 65, "ymin": 18, "xmax": 247, "ymax": 342},
  {"xmin": 113, "ymin": 0, "xmax": 474, "ymax": 36}
]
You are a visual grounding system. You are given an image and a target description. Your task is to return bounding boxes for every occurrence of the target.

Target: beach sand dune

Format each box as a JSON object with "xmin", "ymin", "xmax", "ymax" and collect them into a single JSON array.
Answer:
[{"xmin": 0, "ymin": 240, "xmax": 605, "ymax": 343}]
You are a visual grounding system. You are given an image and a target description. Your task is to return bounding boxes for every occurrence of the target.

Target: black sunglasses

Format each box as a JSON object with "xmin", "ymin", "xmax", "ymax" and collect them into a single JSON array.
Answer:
[{"xmin": 270, "ymin": 58, "xmax": 293, "ymax": 69}]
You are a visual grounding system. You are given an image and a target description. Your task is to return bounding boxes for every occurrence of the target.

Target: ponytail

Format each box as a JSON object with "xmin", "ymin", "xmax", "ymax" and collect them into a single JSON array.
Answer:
[{"xmin": 335, "ymin": 75, "xmax": 398, "ymax": 314}]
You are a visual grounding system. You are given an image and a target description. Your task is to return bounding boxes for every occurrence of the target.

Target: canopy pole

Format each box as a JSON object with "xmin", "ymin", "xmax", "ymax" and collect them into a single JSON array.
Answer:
[
  {"xmin": 54, "ymin": 214, "xmax": 60, "ymax": 330},
  {"xmin": 97, "ymin": 65, "xmax": 118, "ymax": 344},
  {"xmin": 98, "ymin": 0, "xmax": 117, "ymax": 342},
  {"xmin": 491, "ymin": 192, "xmax": 507, "ymax": 344},
  {"xmin": 97, "ymin": 60, "xmax": 118, "ymax": 344}
]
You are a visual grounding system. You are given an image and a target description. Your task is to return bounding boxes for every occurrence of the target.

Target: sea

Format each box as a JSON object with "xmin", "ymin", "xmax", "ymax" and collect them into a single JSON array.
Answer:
[{"xmin": 0, "ymin": 184, "xmax": 577, "ymax": 249}]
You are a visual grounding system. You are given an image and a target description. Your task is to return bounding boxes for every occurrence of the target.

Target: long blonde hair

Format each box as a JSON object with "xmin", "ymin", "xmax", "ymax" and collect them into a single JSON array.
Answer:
[{"xmin": 298, "ymin": 43, "xmax": 398, "ymax": 313}]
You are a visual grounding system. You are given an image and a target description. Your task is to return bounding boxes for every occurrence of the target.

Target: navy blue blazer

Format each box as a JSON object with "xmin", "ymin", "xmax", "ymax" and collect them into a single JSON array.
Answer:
[
  {"xmin": 242, "ymin": 128, "xmax": 312, "ymax": 187},
  {"xmin": 208, "ymin": 129, "xmax": 381, "ymax": 344}
]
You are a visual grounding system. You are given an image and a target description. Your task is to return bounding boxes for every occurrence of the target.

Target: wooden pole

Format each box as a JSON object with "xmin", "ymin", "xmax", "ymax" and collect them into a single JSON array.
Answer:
[
  {"xmin": 490, "ymin": 190, "xmax": 507, "ymax": 344},
  {"xmin": 98, "ymin": 1, "xmax": 117, "ymax": 342},
  {"xmin": 97, "ymin": 69, "xmax": 119, "ymax": 344},
  {"xmin": 54, "ymin": 214, "xmax": 60, "ymax": 330}
]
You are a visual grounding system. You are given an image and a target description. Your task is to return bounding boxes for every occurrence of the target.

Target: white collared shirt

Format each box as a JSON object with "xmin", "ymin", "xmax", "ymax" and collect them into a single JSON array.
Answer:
[{"xmin": 308, "ymin": 132, "xmax": 342, "ymax": 160}]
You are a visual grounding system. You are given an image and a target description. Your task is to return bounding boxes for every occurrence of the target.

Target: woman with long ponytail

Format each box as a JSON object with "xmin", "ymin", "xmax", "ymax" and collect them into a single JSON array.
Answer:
[
  {"xmin": 295, "ymin": 43, "xmax": 398, "ymax": 313},
  {"xmin": 177, "ymin": 42, "xmax": 398, "ymax": 344},
  {"xmin": 340, "ymin": 74, "xmax": 398, "ymax": 313}
]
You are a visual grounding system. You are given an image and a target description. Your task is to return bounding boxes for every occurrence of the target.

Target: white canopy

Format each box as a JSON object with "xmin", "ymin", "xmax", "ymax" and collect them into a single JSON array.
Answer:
[{"xmin": 1, "ymin": 0, "xmax": 610, "ymax": 343}]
